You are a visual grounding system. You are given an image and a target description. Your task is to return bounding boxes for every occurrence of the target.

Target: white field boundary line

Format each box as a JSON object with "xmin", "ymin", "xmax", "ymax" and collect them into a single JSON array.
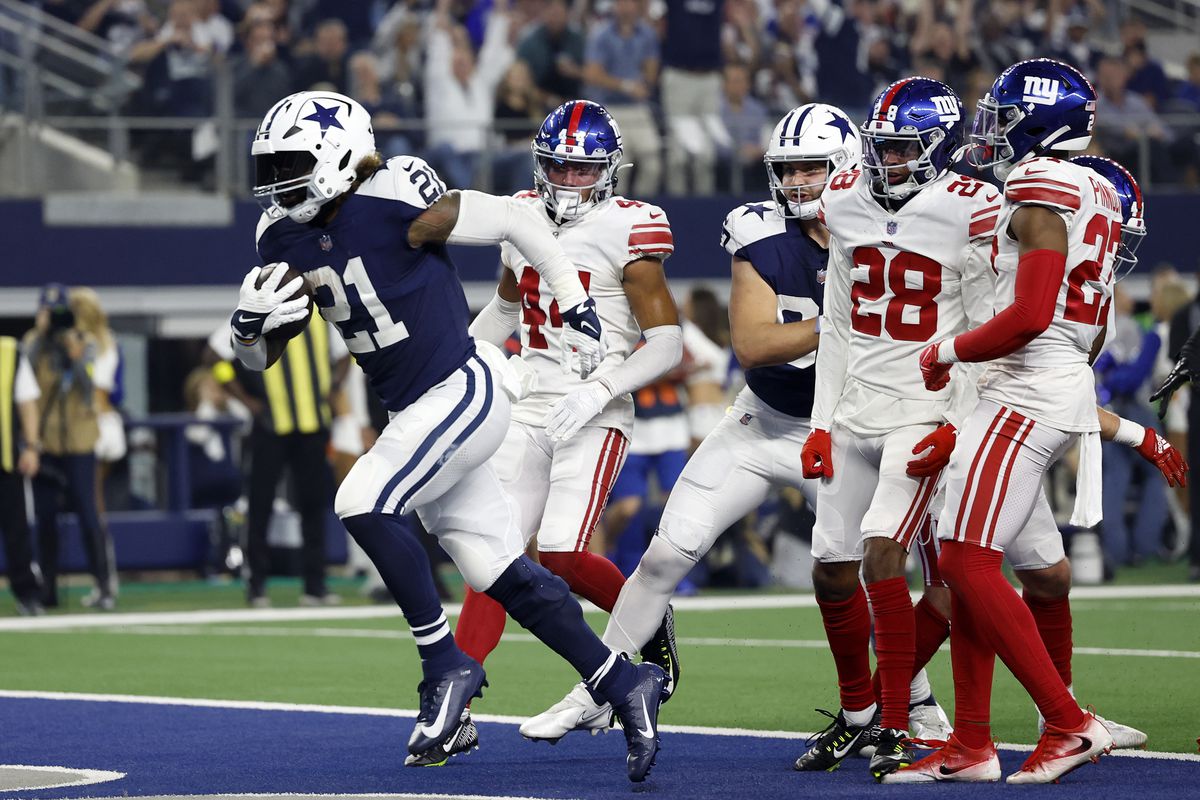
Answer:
[
  {"xmin": 1, "ymin": 584, "xmax": 1196, "ymax": 633},
  {"xmin": 1, "ymin": 690, "xmax": 1197, "ymax": 763},
  {"xmin": 23, "ymin": 624, "xmax": 1200, "ymax": 660},
  {"xmin": 0, "ymin": 765, "xmax": 125, "ymax": 792},
  {"xmin": 76, "ymin": 794, "xmax": 566, "ymax": 800}
]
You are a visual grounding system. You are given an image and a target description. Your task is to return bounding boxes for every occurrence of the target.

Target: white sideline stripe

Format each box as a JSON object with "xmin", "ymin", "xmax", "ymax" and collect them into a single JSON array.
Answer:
[
  {"xmin": 28, "ymin": 624, "xmax": 1200, "ymax": 660},
  {"xmin": 1, "ymin": 585, "xmax": 1197, "ymax": 632},
  {"xmin": 1, "ymin": 690, "xmax": 1198, "ymax": 763},
  {"xmin": 0, "ymin": 765, "xmax": 125, "ymax": 792},
  {"xmin": 82, "ymin": 794, "xmax": 564, "ymax": 800}
]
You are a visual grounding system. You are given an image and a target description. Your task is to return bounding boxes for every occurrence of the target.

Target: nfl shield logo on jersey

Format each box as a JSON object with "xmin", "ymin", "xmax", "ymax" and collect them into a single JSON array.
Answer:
[
  {"xmin": 886, "ymin": 220, "xmax": 898, "ymax": 236},
  {"xmin": 319, "ymin": 234, "xmax": 333, "ymax": 252},
  {"xmin": 739, "ymin": 413, "xmax": 753, "ymax": 425}
]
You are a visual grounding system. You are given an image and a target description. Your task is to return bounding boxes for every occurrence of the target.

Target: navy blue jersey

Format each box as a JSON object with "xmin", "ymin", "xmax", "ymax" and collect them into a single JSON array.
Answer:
[
  {"xmin": 721, "ymin": 201, "xmax": 826, "ymax": 418},
  {"xmin": 256, "ymin": 156, "xmax": 474, "ymax": 412}
]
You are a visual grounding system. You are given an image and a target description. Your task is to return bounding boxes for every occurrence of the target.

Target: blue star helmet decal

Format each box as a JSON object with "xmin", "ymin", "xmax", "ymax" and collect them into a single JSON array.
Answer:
[
  {"xmin": 303, "ymin": 102, "xmax": 345, "ymax": 136},
  {"xmin": 826, "ymin": 113, "xmax": 856, "ymax": 144}
]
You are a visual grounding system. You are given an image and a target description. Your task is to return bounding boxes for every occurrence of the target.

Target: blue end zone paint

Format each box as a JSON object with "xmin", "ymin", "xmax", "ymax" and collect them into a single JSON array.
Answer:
[{"xmin": 2, "ymin": 698, "xmax": 1197, "ymax": 799}]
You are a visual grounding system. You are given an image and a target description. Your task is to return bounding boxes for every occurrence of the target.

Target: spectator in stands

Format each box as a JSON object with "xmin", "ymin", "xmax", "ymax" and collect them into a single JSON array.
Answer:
[
  {"xmin": 424, "ymin": 0, "xmax": 514, "ymax": 189},
  {"xmin": 722, "ymin": 0, "xmax": 762, "ymax": 71},
  {"xmin": 681, "ymin": 286, "xmax": 730, "ymax": 447},
  {"xmin": 1174, "ymin": 52, "xmax": 1200, "ymax": 112},
  {"xmin": 69, "ymin": 289, "xmax": 126, "ymax": 521},
  {"xmin": 1125, "ymin": 41, "xmax": 1171, "ymax": 111},
  {"xmin": 194, "ymin": 0, "xmax": 234, "ymax": 55},
  {"xmin": 372, "ymin": 10, "xmax": 425, "ymax": 121},
  {"xmin": 128, "ymin": 0, "xmax": 221, "ymax": 116},
  {"xmin": 206, "ymin": 317, "xmax": 350, "ymax": 607},
  {"xmin": 24, "ymin": 284, "xmax": 117, "ymax": 611},
  {"xmin": 974, "ymin": 0, "xmax": 1037, "ymax": 75},
  {"xmin": 293, "ymin": 18, "xmax": 350, "ymax": 91},
  {"xmin": 232, "ymin": 17, "xmax": 293, "ymax": 117},
  {"xmin": 583, "ymin": 0, "xmax": 662, "ymax": 197},
  {"xmin": 909, "ymin": 1, "xmax": 977, "ymax": 100},
  {"xmin": 348, "ymin": 51, "xmax": 416, "ymax": 157},
  {"xmin": 1149, "ymin": 269, "xmax": 1193, "ymax": 556},
  {"xmin": 0, "ymin": 335, "xmax": 44, "ymax": 616},
  {"xmin": 73, "ymin": 0, "xmax": 157, "ymax": 59},
  {"xmin": 1044, "ymin": 5, "xmax": 1102, "ymax": 72},
  {"xmin": 516, "ymin": 0, "xmax": 584, "ymax": 110},
  {"xmin": 493, "ymin": 61, "xmax": 545, "ymax": 194},
  {"xmin": 1096, "ymin": 287, "xmax": 1167, "ymax": 573},
  {"xmin": 300, "ymin": 0, "xmax": 379, "ymax": 50},
  {"xmin": 661, "ymin": 0, "xmax": 725, "ymax": 195},
  {"xmin": 1094, "ymin": 55, "xmax": 1174, "ymax": 185},
  {"xmin": 758, "ymin": 39, "xmax": 808, "ymax": 116},
  {"xmin": 808, "ymin": 0, "xmax": 874, "ymax": 117},
  {"xmin": 717, "ymin": 61, "xmax": 767, "ymax": 191}
]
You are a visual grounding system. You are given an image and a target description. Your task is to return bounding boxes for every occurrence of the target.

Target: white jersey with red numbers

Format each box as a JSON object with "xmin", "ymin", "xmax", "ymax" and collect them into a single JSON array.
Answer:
[
  {"xmin": 976, "ymin": 157, "xmax": 1122, "ymax": 432},
  {"xmin": 499, "ymin": 193, "xmax": 673, "ymax": 436},
  {"xmin": 812, "ymin": 164, "xmax": 1001, "ymax": 436}
]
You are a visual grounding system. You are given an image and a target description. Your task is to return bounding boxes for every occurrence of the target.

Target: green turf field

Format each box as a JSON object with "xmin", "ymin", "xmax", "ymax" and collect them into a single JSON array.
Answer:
[{"xmin": 4, "ymin": 578, "xmax": 1197, "ymax": 755}]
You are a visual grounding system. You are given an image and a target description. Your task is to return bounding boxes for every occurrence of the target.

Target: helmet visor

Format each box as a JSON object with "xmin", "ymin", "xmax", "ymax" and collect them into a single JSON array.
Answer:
[
  {"xmin": 253, "ymin": 151, "xmax": 318, "ymax": 214},
  {"xmin": 1115, "ymin": 223, "xmax": 1146, "ymax": 280},
  {"xmin": 967, "ymin": 96, "xmax": 1018, "ymax": 168},
  {"xmin": 862, "ymin": 131, "xmax": 924, "ymax": 187}
]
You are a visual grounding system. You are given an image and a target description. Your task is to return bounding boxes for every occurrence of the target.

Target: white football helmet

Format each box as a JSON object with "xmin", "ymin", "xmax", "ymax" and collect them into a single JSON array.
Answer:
[
  {"xmin": 764, "ymin": 103, "xmax": 860, "ymax": 219},
  {"xmin": 252, "ymin": 91, "xmax": 377, "ymax": 223}
]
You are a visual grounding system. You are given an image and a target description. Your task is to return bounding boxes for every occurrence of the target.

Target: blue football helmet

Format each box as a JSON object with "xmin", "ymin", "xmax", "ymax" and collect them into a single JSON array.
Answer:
[
  {"xmin": 1070, "ymin": 155, "xmax": 1146, "ymax": 280},
  {"xmin": 968, "ymin": 59, "xmax": 1096, "ymax": 180},
  {"xmin": 532, "ymin": 100, "xmax": 623, "ymax": 222},
  {"xmin": 861, "ymin": 77, "xmax": 965, "ymax": 206}
]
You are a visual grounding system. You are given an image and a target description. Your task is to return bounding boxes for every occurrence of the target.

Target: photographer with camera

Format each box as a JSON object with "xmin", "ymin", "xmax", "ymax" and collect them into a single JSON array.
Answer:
[{"xmin": 24, "ymin": 284, "xmax": 117, "ymax": 611}]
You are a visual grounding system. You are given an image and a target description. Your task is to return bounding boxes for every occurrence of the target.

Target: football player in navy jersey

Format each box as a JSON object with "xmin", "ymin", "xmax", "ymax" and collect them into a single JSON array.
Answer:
[
  {"xmin": 519, "ymin": 102, "xmax": 858, "ymax": 736},
  {"xmin": 228, "ymin": 91, "xmax": 666, "ymax": 783}
]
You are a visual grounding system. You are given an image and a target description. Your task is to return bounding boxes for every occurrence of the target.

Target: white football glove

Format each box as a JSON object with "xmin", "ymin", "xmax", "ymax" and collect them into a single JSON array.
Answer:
[
  {"xmin": 559, "ymin": 298, "xmax": 606, "ymax": 379},
  {"xmin": 544, "ymin": 381, "xmax": 614, "ymax": 443},
  {"xmin": 231, "ymin": 264, "xmax": 310, "ymax": 343}
]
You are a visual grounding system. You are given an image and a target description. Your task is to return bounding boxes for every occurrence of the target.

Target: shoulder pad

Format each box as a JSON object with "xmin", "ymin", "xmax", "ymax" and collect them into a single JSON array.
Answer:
[
  {"xmin": 357, "ymin": 156, "xmax": 449, "ymax": 210},
  {"xmin": 721, "ymin": 202, "xmax": 785, "ymax": 257},
  {"xmin": 1004, "ymin": 157, "xmax": 1082, "ymax": 212},
  {"xmin": 621, "ymin": 199, "xmax": 673, "ymax": 262}
]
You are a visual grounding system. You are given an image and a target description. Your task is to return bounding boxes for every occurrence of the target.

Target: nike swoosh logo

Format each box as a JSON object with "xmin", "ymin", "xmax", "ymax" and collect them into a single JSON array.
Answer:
[
  {"xmin": 1023, "ymin": 168, "xmax": 1048, "ymax": 176},
  {"xmin": 939, "ymin": 762, "xmax": 973, "ymax": 776},
  {"xmin": 580, "ymin": 321, "xmax": 598, "ymax": 335},
  {"xmin": 830, "ymin": 731, "xmax": 863, "ymax": 760},
  {"xmin": 418, "ymin": 681, "xmax": 454, "ymax": 738},
  {"xmin": 636, "ymin": 694, "xmax": 654, "ymax": 738},
  {"xmin": 649, "ymin": 212, "xmax": 663, "ymax": 219},
  {"xmin": 237, "ymin": 314, "xmax": 259, "ymax": 324},
  {"xmin": 1061, "ymin": 736, "xmax": 1092, "ymax": 758}
]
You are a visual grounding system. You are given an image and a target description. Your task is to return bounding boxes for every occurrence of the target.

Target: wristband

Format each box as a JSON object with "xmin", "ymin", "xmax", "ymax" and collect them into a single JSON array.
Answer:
[{"xmin": 1113, "ymin": 416, "xmax": 1146, "ymax": 447}]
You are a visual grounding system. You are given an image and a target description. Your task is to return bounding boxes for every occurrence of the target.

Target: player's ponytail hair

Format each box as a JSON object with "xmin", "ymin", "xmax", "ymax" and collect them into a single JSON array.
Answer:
[{"xmin": 351, "ymin": 151, "xmax": 385, "ymax": 190}]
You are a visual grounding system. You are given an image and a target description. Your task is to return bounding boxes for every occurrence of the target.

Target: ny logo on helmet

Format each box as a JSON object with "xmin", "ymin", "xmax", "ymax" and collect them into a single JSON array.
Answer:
[
  {"xmin": 931, "ymin": 96, "xmax": 960, "ymax": 122},
  {"xmin": 1022, "ymin": 76, "xmax": 1061, "ymax": 106}
]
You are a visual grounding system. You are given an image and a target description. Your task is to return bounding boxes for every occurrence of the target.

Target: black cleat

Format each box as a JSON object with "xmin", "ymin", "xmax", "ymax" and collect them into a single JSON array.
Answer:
[
  {"xmin": 405, "ymin": 709, "xmax": 480, "ymax": 767},
  {"xmin": 793, "ymin": 708, "xmax": 875, "ymax": 772},
  {"xmin": 407, "ymin": 659, "xmax": 487, "ymax": 756},
  {"xmin": 640, "ymin": 603, "xmax": 681, "ymax": 702},
  {"xmin": 611, "ymin": 662, "xmax": 666, "ymax": 783},
  {"xmin": 869, "ymin": 728, "xmax": 913, "ymax": 781},
  {"xmin": 855, "ymin": 710, "xmax": 884, "ymax": 758}
]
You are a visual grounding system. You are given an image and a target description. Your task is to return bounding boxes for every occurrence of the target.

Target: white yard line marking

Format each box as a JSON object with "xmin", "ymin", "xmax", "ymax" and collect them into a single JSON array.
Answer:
[
  {"xmin": 0, "ymin": 765, "xmax": 124, "ymax": 792},
  {"xmin": 1, "ymin": 585, "xmax": 1196, "ymax": 632},
  {"xmin": 25, "ymin": 624, "xmax": 1200, "ymax": 660},
  {"xmin": 1, "ymin": 690, "xmax": 1197, "ymax": 762}
]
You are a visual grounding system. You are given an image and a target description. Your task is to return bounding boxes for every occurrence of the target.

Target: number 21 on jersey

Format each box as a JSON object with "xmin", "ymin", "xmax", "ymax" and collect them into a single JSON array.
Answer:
[{"xmin": 309, "ymin": 256, "xmax": 409, "ymax": 354}]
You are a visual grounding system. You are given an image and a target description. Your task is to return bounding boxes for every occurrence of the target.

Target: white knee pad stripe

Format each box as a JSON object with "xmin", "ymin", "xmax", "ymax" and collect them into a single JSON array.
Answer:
[{"xmin": 376, "ymin": 357, "xmax": 494, "ymax": 515}]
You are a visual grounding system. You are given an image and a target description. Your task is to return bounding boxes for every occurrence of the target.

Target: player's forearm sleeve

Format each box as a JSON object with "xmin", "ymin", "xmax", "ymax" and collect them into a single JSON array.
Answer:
[
  {"xmin": 448, "ymin": 191, "xmax": 588, "ymax": 307},
  {"xmin": 232, "ymin": 332, "xmax": 268, "ymax": 372},
  {"xmin": 598, "ymin": 324, "xmax": 683, "ymax": 399},
  {"xmin": 942, "ymin": 249, "xmax": 1065, "ymax": 364},
  {"xmin": 468, "ymin": 291, "xmax": 521, "ymax": 348}
]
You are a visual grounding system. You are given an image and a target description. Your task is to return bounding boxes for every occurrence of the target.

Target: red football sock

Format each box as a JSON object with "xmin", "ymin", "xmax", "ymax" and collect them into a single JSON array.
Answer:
[
  {"xmin": 948, "ymin": 585, "xmax": 995, "ymax": 750},
  {"xmin": 454, "ymin": 587, "xmax": 507, "ymax": 666},
  {"xmin": 912, "ymin": 594, "xmax": 951, "ymax": 676},
  {"xmin": 538, "ymin": 550, "xmax": 626, "ymax": 612},
  {"xmin": 817, "ymin": 585, "xmax": 876, "ymax": 713},
  {"xmin": 940, "ymin": 541, "xmax": 1083, "ymax": 733},
  {"xmin": 866, "ymin": 577, "xmax": 915, "ymax": 730},
  {"xmin": 1024, "ymin": 592, "xmax": 1073, "ymax": 688}
]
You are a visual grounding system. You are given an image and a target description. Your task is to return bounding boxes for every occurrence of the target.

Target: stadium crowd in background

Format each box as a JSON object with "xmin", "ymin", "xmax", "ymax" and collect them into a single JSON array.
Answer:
[{"xmin": 33, "ymin": 0, "xmax": 1200, "ymax": 190}]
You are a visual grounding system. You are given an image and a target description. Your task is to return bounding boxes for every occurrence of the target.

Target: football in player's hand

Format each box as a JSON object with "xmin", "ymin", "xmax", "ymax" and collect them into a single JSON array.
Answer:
[{"xmin": 257, "ymin": 263, "xmax": 313, "ymax": 341}]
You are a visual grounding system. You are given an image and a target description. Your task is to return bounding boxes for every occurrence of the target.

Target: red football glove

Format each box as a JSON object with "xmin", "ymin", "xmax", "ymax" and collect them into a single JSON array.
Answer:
[
  {"xmin": 801, "ymin": 428, "xmax": 834, "ymax": 479},
  {"xmin": 907, "ymin": 423, "xmax": 957, "ymax": 477},
  {"xmin": 1135, "ymin": 427, "xmax": 1189, "ymax": 488},
  {"xmin": 919, "ymin": 342, "xmax": 952, "ymax": 392}
]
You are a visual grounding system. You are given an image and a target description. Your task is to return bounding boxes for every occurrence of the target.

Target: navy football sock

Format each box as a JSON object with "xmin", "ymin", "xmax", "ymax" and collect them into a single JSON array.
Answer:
[
  {"xmin": 342, "ymin": 513, "xmax": 467, "ymax": 679},
  {"xmin": 486, "ymin": 555, "xmax": 637, "ymax": 701}
]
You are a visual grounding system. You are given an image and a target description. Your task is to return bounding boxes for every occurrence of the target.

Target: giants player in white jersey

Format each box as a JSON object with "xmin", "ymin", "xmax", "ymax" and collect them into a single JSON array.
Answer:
[
  {"xmin": 906, "ymin": 59, "xmax": 1127, "ymax": 784},
  {"xmin": 455, "ymin": 100, "xmax": 683, "ymax": 747},
  {"xmin": 523, "ymin": 102, "xmax": 863, "ymax": 742},
  {"xmin": 796, "ymin": 78, "xmax": 1000, "ymax": 780}
]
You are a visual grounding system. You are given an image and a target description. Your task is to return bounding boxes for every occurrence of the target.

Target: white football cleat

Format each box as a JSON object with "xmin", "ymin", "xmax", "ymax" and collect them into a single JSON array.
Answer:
[
  {"xmin": 519, "ymin": 682, "xmax": 613, "ymax": 743},
  {"xmin": 909, "ymin": 699, "xmax": 953, "ymax": 745},
  {"xmin": 1038, "ymin": 708, "xmax": 1146, "ymax": 749},
  {"xmin": 1008, "ymin": 712, "xmax": 1113, "ymax": 784}
]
